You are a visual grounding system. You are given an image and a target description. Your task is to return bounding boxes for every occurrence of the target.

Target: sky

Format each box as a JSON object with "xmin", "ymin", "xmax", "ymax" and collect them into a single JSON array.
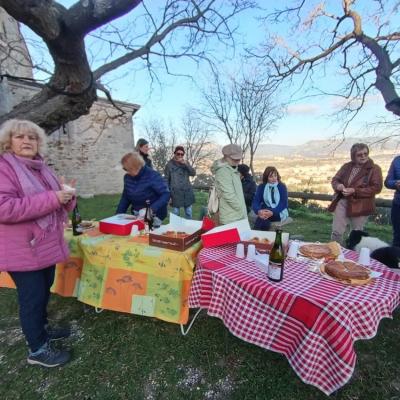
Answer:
[{"xmin": 21, "ymin": 0, "xmax": 398, "ymax": 146}]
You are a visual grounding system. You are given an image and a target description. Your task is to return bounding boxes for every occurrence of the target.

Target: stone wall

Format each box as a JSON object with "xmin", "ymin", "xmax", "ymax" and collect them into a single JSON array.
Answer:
[
  {"xmin": 47, "ymin": 100, "xmax": 138, "ymax": 197},
  {"xmin": 0, "ymin": 7, "xmax": 33, "ymax": 79}
]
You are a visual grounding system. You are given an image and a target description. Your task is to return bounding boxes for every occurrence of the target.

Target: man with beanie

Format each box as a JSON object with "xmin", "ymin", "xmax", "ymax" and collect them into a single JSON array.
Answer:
[
  {"xmin": 135, "ymin": 138, "xmax": 153, "ymax": 169},
  {"xmin": 210, "ymin": 144, "xmax": 247, "ymax": 225},
  {"xmin": 164, "ymin": 146, "xmax": 196, "ymax": 219}
]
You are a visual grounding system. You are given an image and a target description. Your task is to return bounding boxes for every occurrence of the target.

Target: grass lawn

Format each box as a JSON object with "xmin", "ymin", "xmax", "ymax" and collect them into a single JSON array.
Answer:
[{"xmin": 0, "ymin": 193, "xmax": 399, "ymax": 400}]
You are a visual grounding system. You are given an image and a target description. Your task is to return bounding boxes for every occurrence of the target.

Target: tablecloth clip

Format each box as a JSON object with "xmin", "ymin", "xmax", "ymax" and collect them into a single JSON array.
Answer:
[
  {"xmin": 95, "ymin": 307, "xmax": 104, "ymax": 314},
  {"xmin": 180, "ymin": 308, "xmax": 203, "ymax": 336}
]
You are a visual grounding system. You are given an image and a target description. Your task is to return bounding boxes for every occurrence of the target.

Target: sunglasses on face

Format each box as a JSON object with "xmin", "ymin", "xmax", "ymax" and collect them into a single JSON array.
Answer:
[{"xmin": 175, "ymin": 152, "xmax": 184, "ymax": 156}]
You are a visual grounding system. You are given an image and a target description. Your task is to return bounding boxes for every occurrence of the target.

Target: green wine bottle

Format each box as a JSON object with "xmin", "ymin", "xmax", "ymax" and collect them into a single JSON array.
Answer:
[
  {"xmin": 268, "ymin": 229, "xmax": 284, "ymax": 282},
  {"xmin": 72, "ymin": 204, "xmax": 83, "ymax": 236},
  {"xmin": 144, "ymin": 200, "xmax": 154, "ymax": 233}
]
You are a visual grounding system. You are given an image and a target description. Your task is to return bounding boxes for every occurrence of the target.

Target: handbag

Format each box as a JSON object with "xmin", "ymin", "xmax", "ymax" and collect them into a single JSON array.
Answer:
[
  {"xmin": 201, "ymin": 215, "xmax": 216, "ymax": 231},
  {"xmin": 327, "ymin": 192, "xmax": 342, "ymax": 213},
  {"xmin": 207, "ymin": 184, "xmax": 219, "ymax": 215}
]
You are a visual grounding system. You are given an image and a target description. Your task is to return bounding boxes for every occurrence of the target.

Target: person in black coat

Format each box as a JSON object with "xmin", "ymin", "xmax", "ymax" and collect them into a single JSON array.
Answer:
[
  {"xmin": 135, "ymin": 138, "xmax": 153, "ymax": 169},
  {"xmin": 237, "ymin": 164, "xmax": 256, "ymax": 213},
  {"xmin": 164, "ymin": 146, "xmax": 196, "ymax": 219}
]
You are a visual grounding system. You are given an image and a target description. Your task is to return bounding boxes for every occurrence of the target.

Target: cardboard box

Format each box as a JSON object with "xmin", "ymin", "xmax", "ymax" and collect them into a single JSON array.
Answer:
[
  {"xmin": 99, "ymin": 214, "xmax": 145, "ymax": 236},
  {"xmin": 149, "ymin": 214, "xmax": 203, "ymax": 251},
  {"xmin": 240, "ymin": 230, "xmax": 290, "ymax": 254},
  {"xmin": 201, "ymin": 219, "xmax": 250, "ymax": 248}
]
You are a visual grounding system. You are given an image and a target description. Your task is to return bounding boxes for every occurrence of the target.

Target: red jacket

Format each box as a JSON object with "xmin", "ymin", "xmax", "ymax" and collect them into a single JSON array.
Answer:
[{"xmin": 330, "ymin": 159, "xmax": 383, "ymax": 217}]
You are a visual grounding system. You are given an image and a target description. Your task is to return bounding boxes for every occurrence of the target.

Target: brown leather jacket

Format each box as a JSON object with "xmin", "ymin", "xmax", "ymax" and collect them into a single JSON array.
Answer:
[{"xmin": 330, "ymin": 159, "xmax": 383, "ymax": 217}]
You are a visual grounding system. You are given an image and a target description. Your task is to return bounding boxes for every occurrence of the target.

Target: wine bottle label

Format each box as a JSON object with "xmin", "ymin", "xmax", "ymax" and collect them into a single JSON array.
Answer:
[
  {"xmin": 144, "ymin": 223, "xmax": 150, "ymax": 234},
  {"xmin": 268, "ymin": 261, "xmax": 282, "ymax": 280}
]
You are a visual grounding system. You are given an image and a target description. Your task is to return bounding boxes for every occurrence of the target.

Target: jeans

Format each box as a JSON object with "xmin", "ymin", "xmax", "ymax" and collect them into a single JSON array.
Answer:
[
  {"xmin": 9, "ymin": 265, "xmax": 55, "ymax": 352},
  {"xmin": 392, "ymin": 203, "xmax": 400, "ymax": 247},
  {"xmin": 172, "ymin": 206, "xmax": 192, "ymax": 219}
]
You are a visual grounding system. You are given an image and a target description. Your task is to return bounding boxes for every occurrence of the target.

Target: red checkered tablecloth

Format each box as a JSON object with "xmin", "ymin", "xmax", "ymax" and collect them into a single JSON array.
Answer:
[{"xmin": 189, "ymin": 244, "xmax": 400, "ymax": 395}]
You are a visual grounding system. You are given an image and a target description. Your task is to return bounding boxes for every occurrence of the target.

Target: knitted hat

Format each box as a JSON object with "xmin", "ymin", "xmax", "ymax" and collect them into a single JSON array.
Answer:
[{"xmin": 174, "ymin": 146, "xmax": 185, "ymax": 154}]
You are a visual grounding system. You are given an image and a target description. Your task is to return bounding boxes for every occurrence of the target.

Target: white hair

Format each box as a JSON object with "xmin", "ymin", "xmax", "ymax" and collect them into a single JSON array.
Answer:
[{"xmin": 0, "ymin": 119, "xmax": 47, "ymax": 156}]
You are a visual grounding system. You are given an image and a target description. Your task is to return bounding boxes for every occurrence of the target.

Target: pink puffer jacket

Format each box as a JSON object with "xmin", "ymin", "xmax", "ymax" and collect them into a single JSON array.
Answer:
[{"xmin": 0, "ymin": 157, "xmax": 75, "ymax": 272}]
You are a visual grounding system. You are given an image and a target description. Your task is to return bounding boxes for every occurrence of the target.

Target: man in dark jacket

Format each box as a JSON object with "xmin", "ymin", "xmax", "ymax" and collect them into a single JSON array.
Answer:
[
  {"xmin": 238, "ymin": 164, "xmax": 256, "ymax": 213},
  {"xmin": 164, "ymin": 146, "xmax": 196, "ymax": 219}
]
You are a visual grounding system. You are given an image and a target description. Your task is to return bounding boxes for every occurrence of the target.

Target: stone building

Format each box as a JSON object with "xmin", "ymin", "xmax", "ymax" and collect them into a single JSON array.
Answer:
[{"xmin": 0, "ymin": 7, "xmax": 140, "ymax": 197}]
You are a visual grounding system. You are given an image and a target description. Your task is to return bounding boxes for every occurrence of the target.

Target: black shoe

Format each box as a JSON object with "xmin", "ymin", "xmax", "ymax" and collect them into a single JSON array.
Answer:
[
  {"xmin": 27, "ymin": 343, "xmax": 70, "ymax": 368},
  {"xmin": 46, "ymin": 326, "xmax": 71, "ymax": 341}
]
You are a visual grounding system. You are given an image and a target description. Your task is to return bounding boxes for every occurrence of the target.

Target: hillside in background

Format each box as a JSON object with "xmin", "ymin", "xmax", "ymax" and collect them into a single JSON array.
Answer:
[{"xmin": 254, "ymin": 137, "xmax": 400, "ymax": 159}]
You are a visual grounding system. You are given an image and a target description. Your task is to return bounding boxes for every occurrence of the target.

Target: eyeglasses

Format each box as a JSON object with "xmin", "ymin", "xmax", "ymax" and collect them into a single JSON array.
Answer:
[
  {"xmin": 175, "ymin": 152, "xmax": 184, "ymax": 156},
  {"xmin": 356, "ymin": 152, "xmax": 368, "ymax": 158}
]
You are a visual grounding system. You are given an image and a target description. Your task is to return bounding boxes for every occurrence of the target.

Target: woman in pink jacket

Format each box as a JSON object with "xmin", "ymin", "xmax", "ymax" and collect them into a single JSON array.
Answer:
[{"xmin": 0, "ymin": 119, "xmax": 75, "ymax": 368}]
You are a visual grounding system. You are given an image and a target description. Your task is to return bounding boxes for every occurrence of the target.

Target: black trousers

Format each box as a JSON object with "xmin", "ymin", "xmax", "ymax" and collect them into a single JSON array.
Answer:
[{"xmin": 9, "ymin": 265, "xmax": 55, "ymax": 352}]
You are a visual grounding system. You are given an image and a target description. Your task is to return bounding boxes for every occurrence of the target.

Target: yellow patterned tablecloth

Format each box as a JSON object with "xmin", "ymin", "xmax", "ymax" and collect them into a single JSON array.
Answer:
[{"xmin": 0, "ymin": 229, "xmax": 202, "ymax": 324}]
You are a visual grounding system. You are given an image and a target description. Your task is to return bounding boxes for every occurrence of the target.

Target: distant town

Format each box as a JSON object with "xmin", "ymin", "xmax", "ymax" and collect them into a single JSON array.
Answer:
[{"xmin": 252, "ymin": 152, "xmax": 394, "ymax": 200}]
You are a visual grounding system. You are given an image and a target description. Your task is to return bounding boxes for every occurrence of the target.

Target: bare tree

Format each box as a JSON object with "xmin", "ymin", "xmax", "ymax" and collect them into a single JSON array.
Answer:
[
  {"xmin": 233, "ymin": 73, "xmax": 283, "ymax": 172},
  {"xmin": 198, "ymin": 66, "xmax": 283, "ymax": 173},
  {"xmin": 255, "ymin": 0, "xmax": 400, "ymax": 127},
  {"xmin": 0, "ymin": 0, "xmax": 254, "ymax": 133},
  {"xmin": 143, "ymin": 117, "xmax": 177, "ymax": 173},
  {"xmin": 180, "ymin": 108, "xmax": 216, "ymax": 171}
]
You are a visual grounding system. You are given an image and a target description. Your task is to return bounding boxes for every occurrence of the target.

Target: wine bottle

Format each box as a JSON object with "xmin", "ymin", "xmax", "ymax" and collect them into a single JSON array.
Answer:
[
  {"xmin": 144, "ymin": 200, "xmax": 154, "ymax": 233},
  {"xmin": 268, "ymin": 229, "xmax": 284, "ymax": 282},
  {"xmin": 72, "ymin": 204, "xmax": 83, "ymax": 236}
]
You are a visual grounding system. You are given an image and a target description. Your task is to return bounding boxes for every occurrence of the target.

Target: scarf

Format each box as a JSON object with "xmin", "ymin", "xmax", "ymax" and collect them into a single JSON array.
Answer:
[
  {"xmin": 263, "ymin": 183, "xmax": 280, "ymax": 209},
  {"xmin": 3, "ymin": 152, "xmax": 66, "ymax": 238}
]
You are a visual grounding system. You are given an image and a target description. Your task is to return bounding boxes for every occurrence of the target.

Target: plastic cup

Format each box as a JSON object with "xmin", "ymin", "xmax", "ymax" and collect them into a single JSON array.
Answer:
[
  {"xmin": 246, "ymin": 244, "xmax": 256, "ymax": 261},
  {"xmin": 130, "ymin": 225, "xmax": 139, "ymax": 237},
  {"xmin": 287, "ymin": 241, "xmax": 299, "ymax": 258},
  {"xmin": 62, "ymin": 184, "xmax": 76, "ymax": 195},
  {"xmin": 235, "ymin": 243, "xmax": 245, "ymax": 258},
  {"xmin": 358, "ymin": 247, "xmax": 370, "ymax": 266}
]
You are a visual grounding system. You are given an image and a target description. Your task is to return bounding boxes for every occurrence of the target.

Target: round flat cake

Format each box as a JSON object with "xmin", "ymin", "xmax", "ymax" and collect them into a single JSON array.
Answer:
[
  {"xmin": 322, "ymin": 260, "xmax": 371, "ymax": 284},
  {"xmin": 299, "ymin": 244, "xmax": 332, "ymax": 259}
]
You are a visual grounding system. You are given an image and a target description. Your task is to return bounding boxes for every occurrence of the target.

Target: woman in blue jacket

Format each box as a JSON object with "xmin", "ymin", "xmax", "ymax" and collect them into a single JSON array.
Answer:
[
  {"xmin": 117, "ymin": 152, "xmax": 170, "ymax": 227},
  {"xmin": 252, "ymin": 166, "xmax": 289, "ymax": 231},
  {"xmin": 385, "ymin": 155, "xmax": 400, "ymax": 247}
]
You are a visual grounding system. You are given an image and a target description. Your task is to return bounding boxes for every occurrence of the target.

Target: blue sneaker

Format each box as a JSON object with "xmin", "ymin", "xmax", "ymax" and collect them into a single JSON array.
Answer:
[{"xmin": 27, "ymin": 343, "xmax": 70, "ymax": 368}]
